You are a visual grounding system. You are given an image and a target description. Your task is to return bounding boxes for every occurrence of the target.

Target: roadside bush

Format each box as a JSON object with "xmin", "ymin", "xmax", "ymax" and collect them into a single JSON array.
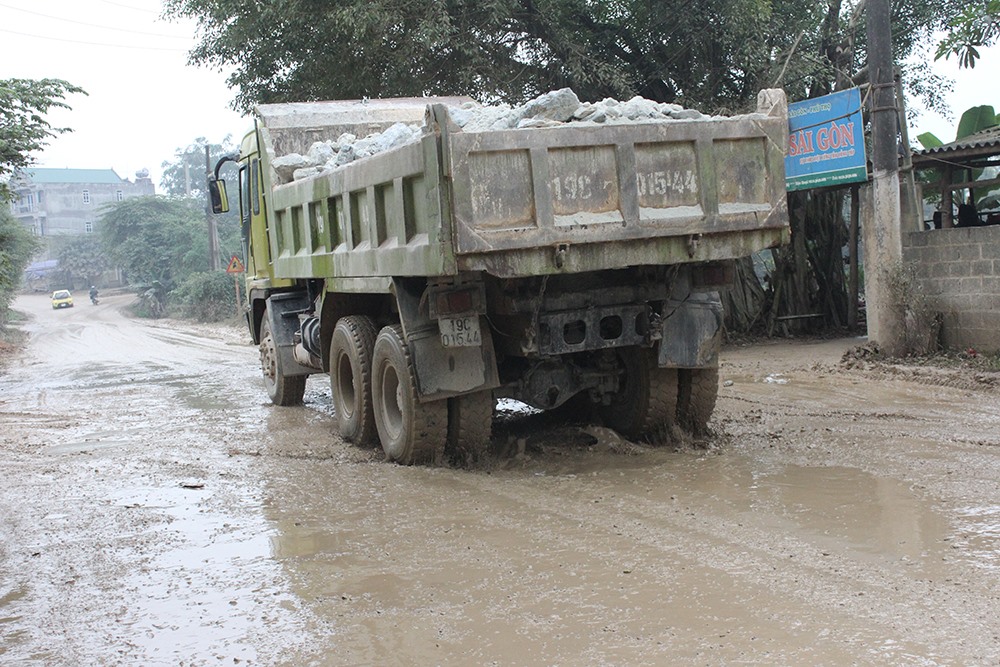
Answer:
[
  {"xmin": 123, "ymin": 281, "xmax": 168, "ymax": 319},
  {"xmin": 887, "ymin": 263, "xmax": 940, "ymax": 356},
  {"xmin": 171, "ymin": 271, "xmax": 238, "ymax": 322},
  {"xmin": 0, "ymin": 208, "xmax": 41, "ymax": 327}
]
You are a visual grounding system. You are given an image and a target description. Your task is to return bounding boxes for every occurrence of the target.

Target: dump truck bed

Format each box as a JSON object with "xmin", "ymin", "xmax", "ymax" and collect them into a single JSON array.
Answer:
[{"xmin": 264, "ymin": 90, "xmax": 788, "ymax": 283}]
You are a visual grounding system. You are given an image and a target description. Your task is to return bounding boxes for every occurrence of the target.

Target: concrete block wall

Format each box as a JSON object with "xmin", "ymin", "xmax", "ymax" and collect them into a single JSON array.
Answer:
[{"xmin": 902, "ymin": 225, "xmax": 1000, "ymax": 353}]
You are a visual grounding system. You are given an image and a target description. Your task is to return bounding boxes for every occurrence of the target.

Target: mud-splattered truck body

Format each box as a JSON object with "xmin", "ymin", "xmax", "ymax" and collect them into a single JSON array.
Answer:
[{"xmin": 211, "ymin": 90, "xmax": 789, "ymax": 464}]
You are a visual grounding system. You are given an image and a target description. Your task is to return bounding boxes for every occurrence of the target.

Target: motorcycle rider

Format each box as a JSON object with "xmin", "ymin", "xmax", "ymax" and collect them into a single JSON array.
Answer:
[{"xmin": 89, "ymin": 285, "xmax": 99, "ymax": 304}]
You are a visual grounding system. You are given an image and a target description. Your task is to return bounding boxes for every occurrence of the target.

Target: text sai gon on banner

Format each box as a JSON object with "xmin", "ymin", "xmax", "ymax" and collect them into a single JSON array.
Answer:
[{"xmin": 785, "ymin": 88, "xmax": 867, "ymax": 192}]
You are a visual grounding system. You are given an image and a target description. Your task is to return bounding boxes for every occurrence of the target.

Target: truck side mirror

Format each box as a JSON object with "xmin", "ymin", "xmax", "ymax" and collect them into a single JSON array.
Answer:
[{"xmin": 208, "ymin": 177, "xmax": 229, "ymax": 214}]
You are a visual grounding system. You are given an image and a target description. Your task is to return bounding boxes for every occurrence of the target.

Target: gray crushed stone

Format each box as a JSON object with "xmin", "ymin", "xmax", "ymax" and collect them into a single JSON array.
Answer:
[{"xmin": 278, "ymin": 88, "xmax": 754, "ymax": 182}]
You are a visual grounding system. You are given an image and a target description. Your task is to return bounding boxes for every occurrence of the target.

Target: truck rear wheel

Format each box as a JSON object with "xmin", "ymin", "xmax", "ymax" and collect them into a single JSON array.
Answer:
[
  {"xmin": 330, "ymin": 315, "xmax": 378, "ymax": 445},
  {"xmin": 372, "ymin": 324, "xmax": 447, "ymax": 465},
  {"xmin": 447, "ymin": 390, "xmax": 494, "ymax": 466},
  {"xmin": 599, "ymin": 347, "xmax": 678, "ymax": 443},
  {"xmin": 677, "ymin": 367, "xmax": 719, "ymax": 436},
  {"xmin": 259, "ymin": 315, "xmax": 306, "ymax": 406}
]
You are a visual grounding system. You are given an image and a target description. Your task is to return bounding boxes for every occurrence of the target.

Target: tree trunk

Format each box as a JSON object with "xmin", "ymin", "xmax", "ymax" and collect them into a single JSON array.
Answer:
[
  {"xmin": 755, "ymin": 190, "xmax": 851, "ymax": 337},
  {"xmin": 721, "ymin": 256, "xmax": 767, "ymax": 333}
]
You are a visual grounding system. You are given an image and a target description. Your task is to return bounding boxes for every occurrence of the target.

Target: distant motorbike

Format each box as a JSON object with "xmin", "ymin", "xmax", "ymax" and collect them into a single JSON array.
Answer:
[{"xmin": 90, "ymin": 290, "xmax": 100, "ymax": 305}]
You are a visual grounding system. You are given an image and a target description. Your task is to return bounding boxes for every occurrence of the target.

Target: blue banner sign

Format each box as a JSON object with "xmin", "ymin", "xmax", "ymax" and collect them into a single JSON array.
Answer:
[{"xmin": 785, "ymin": 88, "xmax": 867, "ymax": 191}]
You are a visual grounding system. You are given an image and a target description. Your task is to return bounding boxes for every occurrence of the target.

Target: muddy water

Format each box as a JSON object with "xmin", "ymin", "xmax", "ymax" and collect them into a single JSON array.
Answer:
[{"xmin": 1, "ymin": 294, "xmax": 998, "ymax": 665}]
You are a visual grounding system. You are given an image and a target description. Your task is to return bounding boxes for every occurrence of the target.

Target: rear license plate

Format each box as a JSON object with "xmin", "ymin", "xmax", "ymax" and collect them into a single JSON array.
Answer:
[{"xmin": 439, "ymin": 316, "xmax": 482, "ymax": 347}]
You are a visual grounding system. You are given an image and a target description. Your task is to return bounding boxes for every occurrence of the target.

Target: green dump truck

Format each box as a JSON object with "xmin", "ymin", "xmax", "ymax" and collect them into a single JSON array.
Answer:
[{"xmin": 210, "ymin": 90, "xmax": 789, "ymax": 465}]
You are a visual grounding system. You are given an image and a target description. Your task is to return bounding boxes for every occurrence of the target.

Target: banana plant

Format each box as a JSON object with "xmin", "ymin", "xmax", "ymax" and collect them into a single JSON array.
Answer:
[{"xmin": 917, "ymin": 105, "xmax": 998, "ymax": 148}]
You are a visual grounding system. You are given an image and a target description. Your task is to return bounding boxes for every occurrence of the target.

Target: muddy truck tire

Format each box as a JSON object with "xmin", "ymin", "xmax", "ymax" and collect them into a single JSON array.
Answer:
[
  {"xmin": 372, "ymin": 324, "xmax": 448, "ymax": 465},
  {"xmin": 447, "ymin": 389, "xmax": 495, "ymax": 466},
  {"xmin": 330, "ymin": 315, "xmax": 378, "ymax": 445},
  {"xmin": 677, "ymin": 367, "xmax": 719, "ymax": 436},
  {"xmin": 599, "ymin": 347, "xmax": 679, "ymax": 443},
  {"xmin": 259, "ymin": 315, "xmax": 306, "ymax": 406}
]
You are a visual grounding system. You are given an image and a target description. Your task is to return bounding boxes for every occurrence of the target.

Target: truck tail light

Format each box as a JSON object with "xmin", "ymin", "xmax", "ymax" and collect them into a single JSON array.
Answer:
[
  {"xmin": 692, "ymin": 261, "xmax": 735, "ymax": 289},
  {"xmin": 436, "ymin": 289, "xmax": 474, "ymax": 315}
]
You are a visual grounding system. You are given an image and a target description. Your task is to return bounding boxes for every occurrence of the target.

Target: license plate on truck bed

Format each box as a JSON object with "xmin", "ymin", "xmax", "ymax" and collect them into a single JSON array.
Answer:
[{"xmin": 439, "ymin": 316, "xmax": 482, "ymax": 347}]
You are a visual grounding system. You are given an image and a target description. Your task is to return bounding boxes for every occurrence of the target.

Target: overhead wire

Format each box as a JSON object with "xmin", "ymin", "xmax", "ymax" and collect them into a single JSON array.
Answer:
[
  {"xmin": 0, "ymin": 27, "xmax": 190, "ymax": 52},
  {"xmin": 96, "ymin": 0, "xmax": 159, "ymax": 13},
  {"xmin": 0, "ymin": 1, "xmax": 190, "ymax": 39}
]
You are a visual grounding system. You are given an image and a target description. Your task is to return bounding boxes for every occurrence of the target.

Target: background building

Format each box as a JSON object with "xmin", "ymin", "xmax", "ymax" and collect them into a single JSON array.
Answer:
[
  {"xmin": 10, "ymin": 167, "xmax": 155, "ymax": 259},
  {"xmin": 10, "ymin": 167, "xmax": 155, "ymax": 289}
]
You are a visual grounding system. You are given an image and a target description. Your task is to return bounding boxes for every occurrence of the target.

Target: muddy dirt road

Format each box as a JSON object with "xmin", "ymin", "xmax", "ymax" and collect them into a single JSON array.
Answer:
[{"xmin": 1, "ymin": 293, "xmax": 998, "ymax": 666}]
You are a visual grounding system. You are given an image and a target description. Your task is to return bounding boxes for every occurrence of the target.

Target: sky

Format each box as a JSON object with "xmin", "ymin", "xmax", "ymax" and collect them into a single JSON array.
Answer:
[
  {"xmin": 0, "ymin": 0, "xmax": 245, "ymax": 189},
  {"xmin": 1, "ymin": 1, "xmax": 996, "ymax": 193}
]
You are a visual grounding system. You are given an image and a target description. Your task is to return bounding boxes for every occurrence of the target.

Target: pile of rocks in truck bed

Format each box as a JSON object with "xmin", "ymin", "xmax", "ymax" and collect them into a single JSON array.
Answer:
[
  {"xmin": 453, "ymin": 87, "xmax": 706, "ymax": 132},
  {"xmin": 276, "ymin": 88, "xmax": 716, "ymax": 182}
]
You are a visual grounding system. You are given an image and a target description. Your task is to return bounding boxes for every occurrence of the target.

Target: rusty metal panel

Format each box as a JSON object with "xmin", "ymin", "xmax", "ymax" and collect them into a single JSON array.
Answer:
[
  {"xmin": 549, "ymin": 144, "xmax": 623, "ymax": 225},
  {"xmin": 456, "ymin": 226, "xmax": 789, "ymax": 278},
  {"xmin": 257, "ymin": 97, "xmax": 471, "ymax": 157},
  {"xmin": 635, "ymin": 141, "xmax": 700, "ymax": 219},
  {"xmin": 467, "ymin": 149, "xmax": 536, "ymax": 231},
  {"xmin": 268, "ymin": 136, "xmax": 455, "ymax": 282},
  {"xmin": 448, "ymin": 95, "xmax": 788, "ymax": 265}
]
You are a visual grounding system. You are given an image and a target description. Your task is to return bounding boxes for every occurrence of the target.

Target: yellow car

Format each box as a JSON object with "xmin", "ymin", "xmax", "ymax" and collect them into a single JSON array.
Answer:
[{"xmin": 51, "ymin": 290, "xmax": 74, "ymax": 309}]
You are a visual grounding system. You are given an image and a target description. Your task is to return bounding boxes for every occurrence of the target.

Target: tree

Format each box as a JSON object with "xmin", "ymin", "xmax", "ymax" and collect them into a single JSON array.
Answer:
[
  {"xmin": 0, "ymin": 208, "xmax": 41, "ymax": 325},
  {"xmin": 0, "ymin": 78, "xmax": 85, "ymax": 199},
  {"xmin": 160, "ymin": 136, "xmax": 243, "ymax": 270},
  {"xmin": 165, "ymin": 1, "xmax": 955, "ymax": 115},
  {"xmin": 99, "ymin": 196, "xmax": 215, "ymax": 289},
  {"xmin": 160, "ymin": 136, "xmax": 238, "ymax": 200},
  {"xmin": 161, "ymin": 0, "xmax": 832, "ymax": 112},
  {"xmin": 936, "ymin": 0, "xmax": 1000, "ymax": 68},
  {"xmin": 57, "ymin": 235, "xmax": 111, "ymax": 289}
]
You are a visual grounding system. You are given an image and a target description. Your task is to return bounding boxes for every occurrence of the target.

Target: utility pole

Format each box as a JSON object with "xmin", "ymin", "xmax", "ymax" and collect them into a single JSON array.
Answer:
[
  {"xmin": 895, "ymin": 69, "xmax": 921, "ymax": 231},
  {"xmin": 205, "ymin": 146, "xmax": 221, "ymax": 271},
  {"xmin": 863, "ymin": 0, "xmax": 904, "ymax": 354}
]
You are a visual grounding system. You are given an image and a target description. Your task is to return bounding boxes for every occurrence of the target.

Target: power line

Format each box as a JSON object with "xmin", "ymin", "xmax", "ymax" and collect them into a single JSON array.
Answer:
[
  {"xmin": 97, "ymin": 0, "xmax": 159, "ymax": 13},
  {"xmin": 0, "ymin": 1, "xmax": 191, "ymax": 39},
  {"xmin": 0, "ymin": 27, "xmax": 190, "ymax": 52}
]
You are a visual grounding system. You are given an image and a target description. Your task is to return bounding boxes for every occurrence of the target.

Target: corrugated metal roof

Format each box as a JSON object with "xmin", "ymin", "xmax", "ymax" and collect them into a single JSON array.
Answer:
[
  {"xmin": 913, "ymin": 126, "xmax": 1000, "ymax": 156},
  {"xmin": 20, "ymin": 168, "xmax": 125, "ymax": 184}
]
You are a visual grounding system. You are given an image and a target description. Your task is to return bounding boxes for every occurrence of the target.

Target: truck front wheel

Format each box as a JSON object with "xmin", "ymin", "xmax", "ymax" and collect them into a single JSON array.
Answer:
[
  {"xmin": 330, "ymin": 315, "xmax": 378, "ymax": 445},
  {"xmin": 259, "ymin": 314, "xmax": 306, "ymax": 406},
  {"xmin": 599, "ymin": 347, "xmax": 678, "ymax": 443},
  {"xmin": 372, "ymin": 324, "xmax": 447, "ymax": 465}
]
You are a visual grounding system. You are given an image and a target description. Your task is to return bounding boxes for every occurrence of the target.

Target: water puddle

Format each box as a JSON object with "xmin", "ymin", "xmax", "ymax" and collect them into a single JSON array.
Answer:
[
  {"xmin": 39, "ymin": 425, "xmax": 145, "ymax": 456},
  {"xmin": 251, "ymin": 448, "xmax": 986, "ymax": 664},
  {"xmin": 750, "ymin": 463, "xmax": 951, "ymax": 567},
  {"xmin": 101, "ymin": 484, "xmax": 308, "ymax": 664},
  {"xmin": 949, "ymin": 504, "xmax": 1000, "ymax": 571},
  {"xmin": 42, "ymin": 439, "xmax": 129, "ymax": 455},
  {"xmin": 0, "ymin": 585, "xmax": 27, "ymax": 614}
]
